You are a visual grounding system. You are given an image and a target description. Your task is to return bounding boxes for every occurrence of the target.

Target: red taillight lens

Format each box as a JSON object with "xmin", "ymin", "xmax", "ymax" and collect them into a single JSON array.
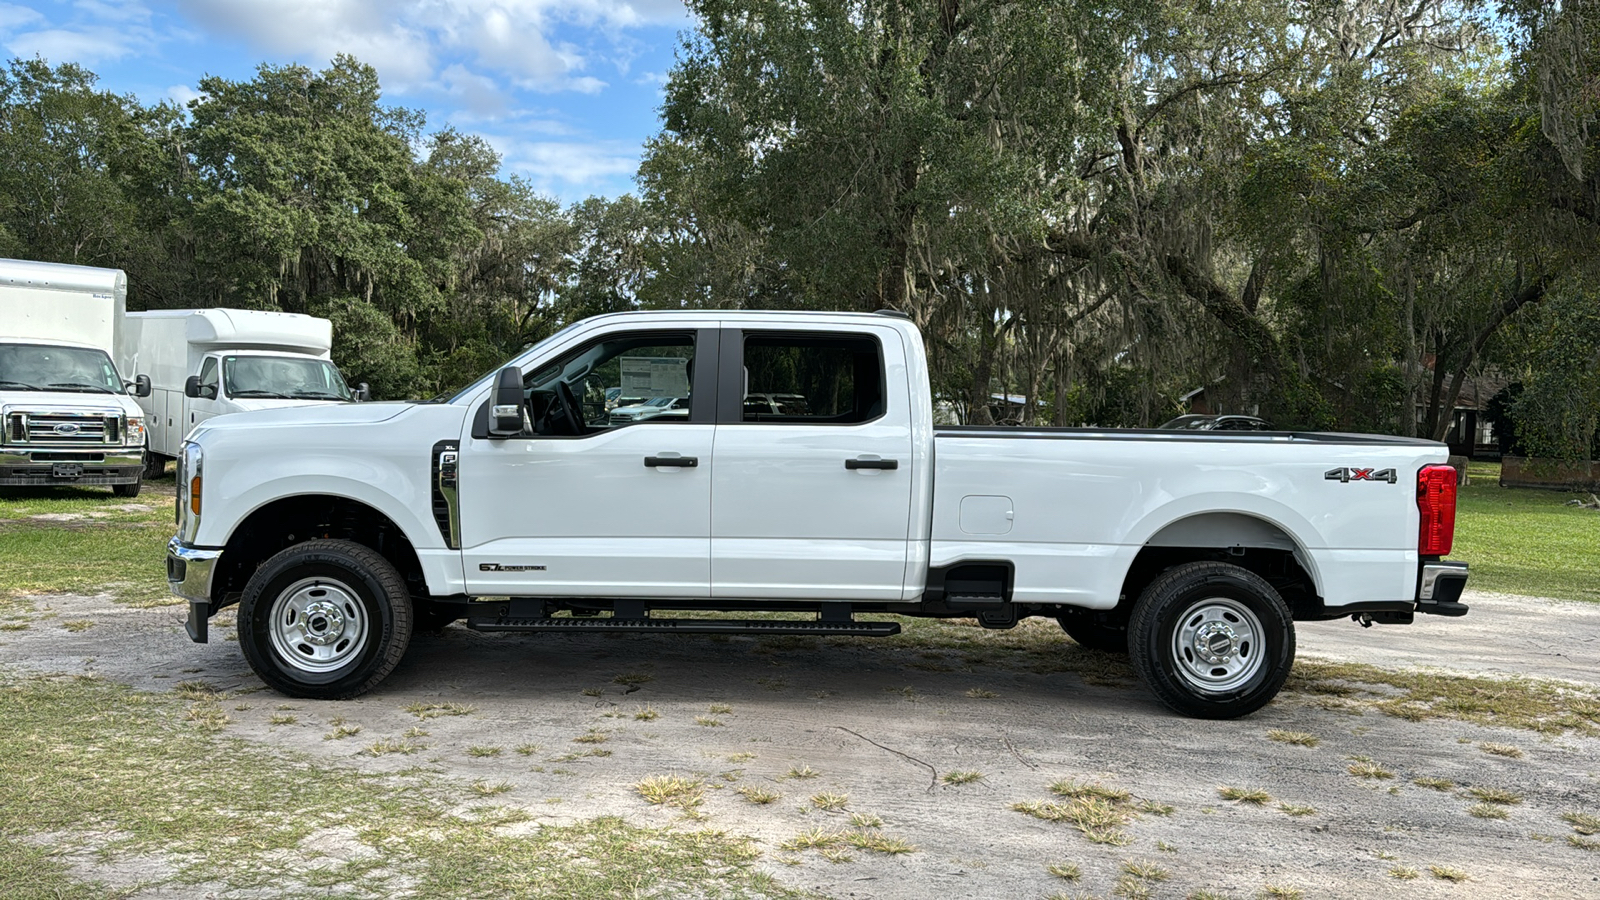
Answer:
[{"xmin": 1417, "ymin": 465, "xmax": 1457, "ymax": 556}]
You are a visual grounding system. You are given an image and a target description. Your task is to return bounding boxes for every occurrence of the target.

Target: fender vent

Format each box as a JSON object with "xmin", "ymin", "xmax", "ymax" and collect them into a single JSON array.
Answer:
[{"xmin": 431, "ymin": 440, "xmax": 460, "ymax": 549}]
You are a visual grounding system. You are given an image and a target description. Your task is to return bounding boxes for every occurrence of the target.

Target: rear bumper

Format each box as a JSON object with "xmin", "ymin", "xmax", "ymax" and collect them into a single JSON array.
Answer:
[
  {"xmin": 1415, "ymin": 560, "xmax": 1469, "ymax": 616},
  {"xmin": 167, "ymin": 536, "xmax": 223, "ymax": 643},
  {"xmin": 0, "ymin": 449, "xmax": 143, "ymax": 485}
]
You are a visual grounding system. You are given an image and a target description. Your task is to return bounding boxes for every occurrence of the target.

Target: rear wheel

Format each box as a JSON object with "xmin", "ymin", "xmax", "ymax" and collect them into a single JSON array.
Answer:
[
  {"xmin": 1056, "ymin": 613, "xmax": 1128, "ymax": 653},
  {"xmin": 237, "ymin": 539, "xmax": 413, "ymax": 699},
  {"xmin": 1128, "ymin": 561, "xmax": 1294, "ymax": 719},
  {"xmin": 143, "ymin": 452, "xmax": 166, "ymax": 479}
]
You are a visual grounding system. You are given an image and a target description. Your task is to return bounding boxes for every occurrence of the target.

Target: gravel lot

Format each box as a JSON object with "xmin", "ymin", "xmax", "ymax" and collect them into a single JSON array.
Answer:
[{"xmin": 5, "ymin": 587, "xmax": 1599, "ymax": 899}]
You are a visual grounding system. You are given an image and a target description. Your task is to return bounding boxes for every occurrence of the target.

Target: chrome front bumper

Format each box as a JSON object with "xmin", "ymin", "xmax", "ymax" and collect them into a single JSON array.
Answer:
[
  {"xmin": 168, "ymin": 535, "xmax": 223, "ymax": 642},
  {"xmin": 0, "ymin": 448, "xmax": 143, "ymax": 485}
]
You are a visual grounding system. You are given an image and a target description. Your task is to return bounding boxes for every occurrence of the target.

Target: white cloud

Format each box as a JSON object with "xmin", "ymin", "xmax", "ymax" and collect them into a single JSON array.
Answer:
[
  {"xmin": 167, "ymin": 82, "xmax": 200, "ymax": 105},
  {"xmin": 174, "ymin": 1, "xmax": 686, "ymax": 94},
  {"xmin": 5, "ymin": 25, "xmax": 140, "ymax": 65},
  {"xmin": 489, "ymin": 135, "xmax": 639, "ymax": 191},
  {"xmin": 0, "ymin": 3, "xmax": 45, "ymax": 29}
]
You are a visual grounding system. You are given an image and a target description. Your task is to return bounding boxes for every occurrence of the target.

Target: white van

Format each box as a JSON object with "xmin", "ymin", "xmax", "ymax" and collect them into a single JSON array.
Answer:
[
  {"xmin": 0, "ymin": 258, "xmax": 151, "ymax": 497},
  {"xmin": 119, "ymin": 309, "xmax": 361, "ymax": 473}
]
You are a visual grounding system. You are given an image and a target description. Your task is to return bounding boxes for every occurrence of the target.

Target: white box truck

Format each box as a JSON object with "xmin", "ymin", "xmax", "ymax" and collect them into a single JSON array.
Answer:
[
  {"xmin": 0, "ymin": 258, "xmax": 151, "ymax": 497},
  {"xmin": 119, "ymin": 309, "xmax": 362, "ymax": 474}
]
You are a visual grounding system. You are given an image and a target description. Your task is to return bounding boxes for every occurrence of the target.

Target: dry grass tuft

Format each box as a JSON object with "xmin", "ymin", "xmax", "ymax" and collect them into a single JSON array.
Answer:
[
  {"xmin": 1266, "ymin": 729, "xmax": 1320, "ymax": 747},
  {"xmin": 1346, "ymin": 757, "xmax": 1394, "ymax": 780},
  {"xmin": 1429, "ymin": 865, "xmax": 1469, "ymax": 883},
  {"xmin": 810, "ymin": 792, "xmax": 849, "ymax": 811},
  {"xmin": 736, "ymin": 785, "xmax": 780, "ymax": 805},
  {"xmin": 1218, "ymin": 786, "xmax": 1271, "ymax": 805},
  {"xmin": 1465, "ymin": 786, "xmax": 1522, "ymax": 805},
  {"xmin": 942, "ymin": 770, "xmax": 985, "ymax": 786},
  {"xmin": 1479, "ymin": 742, "xmax": 1523, "ymax": 758}
]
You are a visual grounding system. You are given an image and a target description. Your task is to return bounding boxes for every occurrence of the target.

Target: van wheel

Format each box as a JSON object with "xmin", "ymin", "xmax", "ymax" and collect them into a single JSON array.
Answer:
[
  {"xmin": 237, "ymin": 539, "xmax": 413, "ymax": 700},
  {"xmin": 1055, "ymin": 613, "xmax": 1128, "ymax": 653},
  {"xmin": 1128, "ymin": 561, "xmax": 1294, "ymax": 719},
  {"xmin": 112, "ymin": 480, "xmax": 141, "ymax": 498},
  {"xmin": 143, "ymin": 452, "xmax": 166, "ymax": 479}
]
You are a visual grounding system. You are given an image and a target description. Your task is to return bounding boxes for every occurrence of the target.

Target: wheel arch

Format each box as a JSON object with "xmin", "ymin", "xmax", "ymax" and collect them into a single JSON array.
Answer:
[
  {"xmin": 1118, "ymin": 510, "xmax": 1325, "ymax": 621},
  {"xmin": 211, "ymin": 493, "xmax": 428, "ymax": 607}
]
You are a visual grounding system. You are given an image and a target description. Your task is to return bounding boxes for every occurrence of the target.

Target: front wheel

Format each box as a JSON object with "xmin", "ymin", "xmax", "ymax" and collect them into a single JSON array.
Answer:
[
  {"xmin": 112, "ymin": 479, "xmax": 142, "ymax": 498},
  {"xmin": 237, "ymin": 539, "xmax": 413, "ymax": 699},
  {"xmin": 1128, "ymin": 561, "xmax": 1294, "ymax": 719}
]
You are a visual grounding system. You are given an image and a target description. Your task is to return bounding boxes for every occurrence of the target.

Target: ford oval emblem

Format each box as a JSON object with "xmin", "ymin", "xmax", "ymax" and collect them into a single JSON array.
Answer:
[{"xmin": 53, "ymin": 422, "xmax": 81, "ymax": 436}]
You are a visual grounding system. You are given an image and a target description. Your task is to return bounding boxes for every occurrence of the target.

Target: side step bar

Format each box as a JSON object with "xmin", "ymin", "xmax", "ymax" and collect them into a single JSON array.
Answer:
[{"xmin": 466, "ymin": 616, "xmax": 902, "ymax": 637}]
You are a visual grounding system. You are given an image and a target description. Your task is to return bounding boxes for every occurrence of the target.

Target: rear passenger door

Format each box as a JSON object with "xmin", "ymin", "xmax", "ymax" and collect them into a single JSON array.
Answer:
[{"xmin": 710, "ymin": 326, "xmax": 914, "ymax": 601}]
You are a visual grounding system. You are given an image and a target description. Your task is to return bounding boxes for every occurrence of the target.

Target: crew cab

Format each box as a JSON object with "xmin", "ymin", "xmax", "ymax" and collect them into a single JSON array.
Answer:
[{"xmin": 167, "ymin": 310, "xmax": 1468, "ymax": 718}]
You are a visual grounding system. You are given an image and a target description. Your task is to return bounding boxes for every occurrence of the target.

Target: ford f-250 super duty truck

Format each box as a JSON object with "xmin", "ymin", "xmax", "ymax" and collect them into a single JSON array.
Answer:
[{"xmin": 167, "ymin": 310, "xmax": 1468, "ymax": 718}]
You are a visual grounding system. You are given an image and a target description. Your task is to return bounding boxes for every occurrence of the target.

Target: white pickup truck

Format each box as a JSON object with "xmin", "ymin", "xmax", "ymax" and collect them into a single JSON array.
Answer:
[{"xmin": 167, "ymin": 310, "xmax": 1468, "ymax": 718}]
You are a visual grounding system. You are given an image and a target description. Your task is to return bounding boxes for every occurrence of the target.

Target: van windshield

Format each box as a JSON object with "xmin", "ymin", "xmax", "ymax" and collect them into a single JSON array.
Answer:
[
  {"xmin": 0, "ymin": 344, "xmax": 124, "ymax": 393},
  {"xmin": 223, "ymin": 356, "xmax": 351, "ymax": 401}
]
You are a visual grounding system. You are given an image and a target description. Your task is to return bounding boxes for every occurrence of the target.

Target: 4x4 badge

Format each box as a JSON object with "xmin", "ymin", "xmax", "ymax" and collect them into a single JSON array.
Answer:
[{"xmin": 1325, "ymin": 467, "xmax": 1397, "ymax": 484}]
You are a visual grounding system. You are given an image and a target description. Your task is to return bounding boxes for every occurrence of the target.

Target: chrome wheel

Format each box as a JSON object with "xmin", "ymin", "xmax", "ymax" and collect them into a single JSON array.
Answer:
[
  {"xmin": 1170, "ymin": 596, "xmax": 1263, "ymax": 693},
  {"xmin": 267, "ymin": 577, "xmax": 370, "ymax": 674}
]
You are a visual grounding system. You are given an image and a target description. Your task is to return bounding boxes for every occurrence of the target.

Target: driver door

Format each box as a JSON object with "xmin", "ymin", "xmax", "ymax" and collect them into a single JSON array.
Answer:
[{"xmin": 457, "ymin": 327, "xmax": 719, "ymax": 598}]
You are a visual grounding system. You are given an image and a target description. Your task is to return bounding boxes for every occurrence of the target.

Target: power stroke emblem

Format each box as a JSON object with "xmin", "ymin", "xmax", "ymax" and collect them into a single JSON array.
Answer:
[
  {"xmin": 1324, "ymin": 467, "xmax": 1397, "ymax": 484},
  {"xmin": 478, "ymin": 563, "xmax": 547, "ymax": 572}
]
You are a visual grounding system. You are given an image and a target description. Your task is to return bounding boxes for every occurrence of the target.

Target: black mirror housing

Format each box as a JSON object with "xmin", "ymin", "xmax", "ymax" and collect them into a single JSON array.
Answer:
[
  {"xmin": 356, "ymin": 382, "xmax": 370, "ymax": 402},
  {"xmin": 184, "ymin": 375, "xmax": 202, "ymax": 398},
  {"xmin": 489, "ymin": 366, "xmax": 523, "ymax": 437},
  {"xmin": 134, "ymin": 374, "xmax": 152, "ymax": 398}
]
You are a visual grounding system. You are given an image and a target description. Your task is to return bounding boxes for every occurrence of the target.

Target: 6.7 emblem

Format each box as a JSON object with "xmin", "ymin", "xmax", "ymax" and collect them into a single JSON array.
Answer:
[{"xmin": 1324, "ymin": 467, "xmax": 1397, "ymax": 484}]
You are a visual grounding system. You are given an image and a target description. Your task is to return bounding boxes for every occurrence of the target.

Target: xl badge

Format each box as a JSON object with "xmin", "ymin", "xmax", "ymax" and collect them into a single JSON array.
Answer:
[{"xmin": 1324, "ymin": 467, "xmax": 1397, "ymax": 484}]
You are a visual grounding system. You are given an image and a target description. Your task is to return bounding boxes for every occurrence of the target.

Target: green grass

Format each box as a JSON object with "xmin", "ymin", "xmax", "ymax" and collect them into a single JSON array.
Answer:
[
  {"xmin": 1455, "ymin": 462, "xmax": 1600, "ymax": 601},
  {"xmin": 0, "ymin": 484, "xmax": 177, "ymax": 614},
  {"xmin": 0, "ymin": 671, "xmax": 800, "ymax": 898}
]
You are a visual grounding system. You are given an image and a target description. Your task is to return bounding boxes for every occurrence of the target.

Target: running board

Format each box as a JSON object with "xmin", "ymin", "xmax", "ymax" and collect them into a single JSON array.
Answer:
[{"xmin": 466, "ymin": 616, "xmax": 901, "ymax": 637}]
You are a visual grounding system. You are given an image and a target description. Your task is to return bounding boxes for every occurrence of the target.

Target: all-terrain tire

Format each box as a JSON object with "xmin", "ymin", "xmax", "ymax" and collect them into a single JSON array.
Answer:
[
  {"xmin": 237, "ymin": 539, "xmax": 413, "ymax": 700},
  {"xmin": 1128, "ymin": 561, "xmax": 1294, "ymax": 719},
  {"xmin": 1056, "ymin": 613, "xmax": 1129, "ymax": 653}
]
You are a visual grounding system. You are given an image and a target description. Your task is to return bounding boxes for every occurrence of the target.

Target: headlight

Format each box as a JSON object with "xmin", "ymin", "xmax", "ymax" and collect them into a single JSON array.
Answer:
[
  {"xmin": 178, "ymin": 441, "xmax": 203, "ymax": 539},
  {"xmin": 125, "ymin": 417, "xmax": 146, "ymax": 447}
]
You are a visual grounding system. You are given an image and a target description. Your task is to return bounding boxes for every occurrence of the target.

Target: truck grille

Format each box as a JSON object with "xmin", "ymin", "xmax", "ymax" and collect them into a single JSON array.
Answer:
[{"xmin": 11, "ymin": 413, "xmax": 122, "ymax": 445}]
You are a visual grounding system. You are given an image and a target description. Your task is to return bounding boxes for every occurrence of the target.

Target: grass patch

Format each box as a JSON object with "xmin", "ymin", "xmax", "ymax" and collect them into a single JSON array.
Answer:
[
  {"xmin": 1278, "ymin": 803, "xmax": 1315, "ymax": 817},
  {"xmin": 1261, "ymin": 886, "xmax": 1303, "ymax": 899},
  {"xmin": 708, "ymin": 702, "xmax": 733, "ymax": 715},
  {"xmin": 1047, "ymin": 861, "xmax": 1081, "ymax": 881},
  {"xmin": 1413, "ymin": 776, "xmax": 1455, "ymax": 791},
  {"xmin": 1465, "ymin": 786, "xmax": 1522, "ymax": 805},
  {"xmin": 1454, "ymin": 467, "xmax": 1600, "ymax": 602},
  {"xmin": 784, "ymin": 764, "xmax": 820, "ymax": 780},
  {"xmin": 1122, "ymin": 859, "xmax": 1169, "ymax": 881},
  {"xmin": 810, "ymin": 792, "xmax": 849, "ymax": 811},
  {"xmin": 633, "ymin": 705, "xmax": 659, "ymax": 721},
  {"xmin": 1468, "ymin": 803, "xmax": 1509, "ymax": 819},
  {"xmin": 737, "ymin": 785, "xmax": 781, "ymax": 805},
  {"xmin": 1218, "ymin": 786, "xmax": 1272, "ymax": 805},
  {"xmin": 0, "ymin": 487, "xmax": 176, "ymax": 611},
  {"xmin": 1346, "ymin": 758, "xmax": 1394, "ymax": 780},
  {"xmin": 1479, "ymin": 742, "xmax": 1523, "ymax": 758},
  {"xmin": 1, "ymin": 672, "xmax": 799, "ymax": 897},
  {"xmin": 366, "ymin": 738, "xmax": 421, "ymax": 756},
  {"xmin": 402, "ymin": 701, "xmax": 475, "ymax": 720},
  {"xmin": 1265, "ymin": 729, "xmax": 1319, "ymax": 748},
  {"xmin": 942, "ymin": 770, "xmax": 985, "ymax": 786},
  {"xmin": 1429, "ymin": 864, "xmax": 1469, "ymax": 882},
  {"xmin": 1562, "ymin": 811, "xmax": 1600, "ymax": 835},
  {"xmin": 1388, "ymin": 865, "xmax": 1419, "ymax": 880},
  {"xmin": 634, "ymin": 775, "xmax": 705, "ymax": 814},
  {"xmin": 965, "ymin": 687, "xmax": 998, "ymax": 699},
  {"xmin": 1052, "ymin": 779, "xmax": 1132, "ymax": 803},
  {"xmin": 572, "ymin": 730, "xmax": 608, "ymax": 744},
  {"xmin": 466, "ymin": 745, "xmax": 501, "ymax": 758},
  {"xmin": 848, "ymin": 813, "xmax": 882, "ymax": 828},
  {"xmin": 694, "ymin": 715, "xmax": 725, "ymax": 727}
]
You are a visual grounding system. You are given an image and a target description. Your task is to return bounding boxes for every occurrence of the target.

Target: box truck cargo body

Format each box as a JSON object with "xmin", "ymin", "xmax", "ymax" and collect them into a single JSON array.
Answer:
[
  {"xmin": 119, "ymin": 309, "xmax": 354, "ymax": 465},
  {"xmin": 0, "ymin": 258, "xmax": 150, "ymax": 496}
]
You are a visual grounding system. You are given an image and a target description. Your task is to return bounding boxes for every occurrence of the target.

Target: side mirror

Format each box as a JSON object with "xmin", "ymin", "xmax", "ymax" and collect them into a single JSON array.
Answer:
[
  {"xmin": 134, "ymin": 374, "xmax": 151, "ymax": 398},
  {"xmin": 488, "ymin": 366, "xmax": 523, "ymax": 437},
  {"xmin": 356, "ymin": 382, "xmax": 370, "ymax": 402},
  {"xmin": 184, "ymin": 375, "xmax": 202, "ymax": 398}
]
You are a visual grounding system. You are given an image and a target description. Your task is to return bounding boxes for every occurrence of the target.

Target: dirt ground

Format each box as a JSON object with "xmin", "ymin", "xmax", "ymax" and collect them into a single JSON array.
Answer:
[{"xmin": 5, "ymin": 588, "xmax": 1600, "ymax": 900}]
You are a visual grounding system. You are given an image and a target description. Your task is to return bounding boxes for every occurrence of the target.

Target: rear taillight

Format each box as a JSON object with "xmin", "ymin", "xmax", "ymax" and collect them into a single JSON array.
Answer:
[{"xmin": 1417, "ymin": 465, "xmax": 1457, "ymax": 556}]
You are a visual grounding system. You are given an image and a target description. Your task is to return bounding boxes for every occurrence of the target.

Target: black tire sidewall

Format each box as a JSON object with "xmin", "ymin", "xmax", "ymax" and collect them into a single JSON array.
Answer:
[
  {"xmin": 1131, "ymin": 563, "xmax": 1295, "ymax": 719},
  {"xmin": 238, "ymin": 542, "xmax": 410, "ymax": 698}
]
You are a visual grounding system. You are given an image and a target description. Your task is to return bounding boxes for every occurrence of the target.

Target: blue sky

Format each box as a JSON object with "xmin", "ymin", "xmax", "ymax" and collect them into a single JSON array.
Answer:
[{"xmin": 0, "ymin": 0, "xmax": 691, "ymax": 201}]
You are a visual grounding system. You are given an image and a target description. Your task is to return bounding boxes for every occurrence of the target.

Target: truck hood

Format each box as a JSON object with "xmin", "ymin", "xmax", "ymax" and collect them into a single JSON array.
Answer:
[
  {"xmin": 0, "ymin": 388, "xmax": 142, "ymax": 415},
  {"xmin": 193, "ymin": 401, "xmax": 414, "ymax": 433},
  {"xmin": 227, "ymin": 397, "xmax": 352, "ymax": 413}
]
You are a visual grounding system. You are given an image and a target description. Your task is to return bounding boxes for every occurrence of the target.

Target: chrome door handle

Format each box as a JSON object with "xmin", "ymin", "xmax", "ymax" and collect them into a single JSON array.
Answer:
[
  {"xmin": 644, "ymin": 456, "xmax": 698, "ymax": 468},
  {"xmin": 845, "ymin": 458, "xmax": 898, "ymax": 470}
]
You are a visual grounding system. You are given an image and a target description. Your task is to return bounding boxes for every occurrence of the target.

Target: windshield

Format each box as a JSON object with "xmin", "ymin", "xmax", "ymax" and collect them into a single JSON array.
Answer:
[
  {"xmin": 0, "ymin": 344, "xmax": 124, "ymax": 394},
  {"xmin": 222, "ymin": 356, "xmax": 351, "ymax": 401}
]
